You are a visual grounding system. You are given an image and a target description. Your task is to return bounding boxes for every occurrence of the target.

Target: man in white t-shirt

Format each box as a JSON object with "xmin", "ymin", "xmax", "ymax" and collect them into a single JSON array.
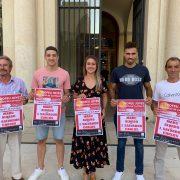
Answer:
[{"xmin": 152, "ymin": 57, "xmax": 180, "ymax": 180}]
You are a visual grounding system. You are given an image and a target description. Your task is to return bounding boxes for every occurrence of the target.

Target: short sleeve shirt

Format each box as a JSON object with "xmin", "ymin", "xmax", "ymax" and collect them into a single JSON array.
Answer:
[
  {"xmin": 111, "ymin": 64, "xmax": 151, "ymax": 99},
  {"xmin": 31, "ymin": 67, "xmax": 71, "ymax": 90},
  {"xmin": 153, "ymin": 80, "xmax": 180, "ymax": 103},
  {"xmin": 0, "ymin": 77, "xmax": 28, "ymax": 97}
]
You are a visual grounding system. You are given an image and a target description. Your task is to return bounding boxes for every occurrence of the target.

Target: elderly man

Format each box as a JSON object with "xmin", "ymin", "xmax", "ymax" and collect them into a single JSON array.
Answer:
[
  {"xmin": 0, "ymin": 55, "xmax": 28, "ymax": 180},
  {"xmin": 152, "ymin": 57, "xmax": 180, "ymax": 180}
]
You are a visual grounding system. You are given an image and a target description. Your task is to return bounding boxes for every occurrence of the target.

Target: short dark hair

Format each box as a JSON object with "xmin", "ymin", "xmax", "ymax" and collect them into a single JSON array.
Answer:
[
  {"xmin": 124, "ymin": 41, "xmax": 137, "ymax": 50},
  {"xmin": 165, "ymin": 57, "xmax": 180, "ymax": 68},
  {"xmin": 0, "ymin": 55, "xmax": 13, "ymax": 67},
  {"xmin": 45, "ymin": 46, "xmax": 58, "ymax": 55}
]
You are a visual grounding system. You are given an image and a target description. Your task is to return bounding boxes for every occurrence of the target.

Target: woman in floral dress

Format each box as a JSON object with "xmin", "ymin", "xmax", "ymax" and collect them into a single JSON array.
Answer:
[{"xmin": 70, "ymin": 55, "xmax": 110, "ymax": 180}]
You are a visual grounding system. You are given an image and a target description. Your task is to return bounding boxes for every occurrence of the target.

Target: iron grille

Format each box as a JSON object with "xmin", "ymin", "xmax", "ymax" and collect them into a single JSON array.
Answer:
[{"xmin": 58, "ymin": 0, "xmax": 101, "ymax": 84}]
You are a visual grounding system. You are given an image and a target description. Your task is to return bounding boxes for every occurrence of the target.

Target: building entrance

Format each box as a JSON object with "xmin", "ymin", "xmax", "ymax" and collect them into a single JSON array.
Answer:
[
  {"xmin": 58, "ymin": 0, "xmax": 145, "ymax": 116},
  {"xmin": 100, "ymin": 11, "xmax": 119, "ymax": 83}
]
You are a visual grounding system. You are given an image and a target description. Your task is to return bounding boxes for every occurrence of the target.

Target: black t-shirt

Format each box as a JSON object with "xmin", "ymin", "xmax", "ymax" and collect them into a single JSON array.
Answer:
[{"xmin": 111, "ymin": 64, "xmax": 151, "ymax": 99}]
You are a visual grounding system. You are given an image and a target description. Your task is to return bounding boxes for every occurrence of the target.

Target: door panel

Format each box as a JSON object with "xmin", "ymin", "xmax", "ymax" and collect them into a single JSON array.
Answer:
[{"xmin": 133, "ymin": 0, "xmax": 145, "ymax": 64}]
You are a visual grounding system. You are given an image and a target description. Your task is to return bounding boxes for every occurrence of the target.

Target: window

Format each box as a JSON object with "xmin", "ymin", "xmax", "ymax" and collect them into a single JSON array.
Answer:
[{"xmin": 59, "ymin": 0, "xmax": 101, "ymax": 83}]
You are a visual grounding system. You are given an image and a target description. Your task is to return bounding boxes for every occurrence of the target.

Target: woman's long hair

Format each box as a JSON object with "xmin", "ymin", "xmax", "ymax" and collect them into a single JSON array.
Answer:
[{"xmin": 83, "ymin": 55, "xmax": 102, "ymax": 92}]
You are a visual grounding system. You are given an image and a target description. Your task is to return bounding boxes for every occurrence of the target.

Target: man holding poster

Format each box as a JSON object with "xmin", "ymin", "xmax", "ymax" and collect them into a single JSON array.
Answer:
[
  {"xmin": 28, "ymin": 46, "xmax": 70, "ymax": 180},
  {"xmin": 0, "ymin": 56, "xmax": 28, "ymax": 180},
  {"xmin": 152, "ymin": 57, "xmax": 180, "ymax": 180},
  {"xmin": 110, "ymin": 42, "xmax": 153, "ymax": 180}
]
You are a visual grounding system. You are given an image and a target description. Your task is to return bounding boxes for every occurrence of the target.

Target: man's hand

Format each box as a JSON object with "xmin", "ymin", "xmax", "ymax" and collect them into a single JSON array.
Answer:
[
  {"xmin": 145, "ymin": 97, "xmax": 152, "ymax": 106},
  {"xmin": 151, "ymin": 100, "xmax": 158, "ymax": 116},
  {"xmin": 110, "ymin": 98, "xmax": 118, "ymax": 107},
  {"xmin": 28, "ymin": 90, "xmax": 35, "ymax": 100},
  {"xmin": 153, "ymin": 107, "xmax": 158, "ymax": 116},
  {"xmin": 102, "ymin": 108, "xmax": 105, "ymax": 119},
  {"xmin": 22, "ymin": 96, "xmax": 28, "ymax": 105},
  {"xmin": 62, "ymin": 94, "xmax": 70, "ymax": 103}
]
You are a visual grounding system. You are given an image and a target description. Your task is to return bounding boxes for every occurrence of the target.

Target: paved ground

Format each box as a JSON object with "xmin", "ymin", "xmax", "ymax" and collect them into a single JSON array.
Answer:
[
  {"xmin": 3, "ymin": 145, "xmax": 180, "ymax": 180},
  {"xmin": 2, "ymin": 103, "xmax": 180, "ymax": 180}
]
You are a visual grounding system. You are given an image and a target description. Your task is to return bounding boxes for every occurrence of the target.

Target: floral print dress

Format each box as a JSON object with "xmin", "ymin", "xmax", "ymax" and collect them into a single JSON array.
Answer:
[{"xmin": 70, "ymin": 77, "xmax": 110, "ymax": 174}]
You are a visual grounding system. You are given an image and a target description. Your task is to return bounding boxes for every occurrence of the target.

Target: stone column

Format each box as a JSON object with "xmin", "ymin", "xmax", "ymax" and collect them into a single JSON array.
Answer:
[
  {"xmin": 14, "ymin": 0, "xmax": 36, "ymax": 90},
  {"xmin": 143, "ymin": 0, "xmax": 169, "ymax": 88},
  {"xmin": 143, "ymin": 0, "xmax": 169, "ymax": 121},
  {"xmin": 44, "ymin": 0, "xmax": 58, "ymax": 47},
  {"xmin": 36, "ymin": 0, "xmax": 58, "ymax": 68},
  {"xmin": 165, "ymin": 0, "xmax": 180, "ymax": 61},
  {"xmin": 36, "ymin": 0, "xmax": 45, "ymax": 68},
  {"xmin": 2, "ymin": 0, "xmax": 15, "ymax": 74}
]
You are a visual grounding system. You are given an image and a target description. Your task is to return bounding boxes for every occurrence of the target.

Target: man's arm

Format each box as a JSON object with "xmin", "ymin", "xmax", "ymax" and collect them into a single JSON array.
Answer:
[
  {"xmin": 62, "ymin": 89, "xmax": 70, "ymax": 103},
  {"xmin": 102, "ymin": 92, "xmax": 108, "ymax": 119},
  {"xmin": 144, "ymin": 82, "xmax": 153, "ymax": 106},
  {"xmin": 109, "ymin": 82, "xmax": 116, "ymax": 99},
  {"xmin": 109, "ymin": 82, "xmax": 118, "ymax": 107}
]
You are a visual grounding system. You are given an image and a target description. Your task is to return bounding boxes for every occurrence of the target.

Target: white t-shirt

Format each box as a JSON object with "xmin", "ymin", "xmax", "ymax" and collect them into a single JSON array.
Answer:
[{"xmin": 153, "ymin": 80, "xmax": 180, "ymax": 103}]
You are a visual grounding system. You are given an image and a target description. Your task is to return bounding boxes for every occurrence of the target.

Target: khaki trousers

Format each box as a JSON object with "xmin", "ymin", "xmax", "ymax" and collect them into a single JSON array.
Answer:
[
  {"xmin": 0, "ymin": 132, "xmax": 22, "ymax": 180},
  {"xmin": 154, "ymin": 141, "xmax": 180, "ymax": 180}
]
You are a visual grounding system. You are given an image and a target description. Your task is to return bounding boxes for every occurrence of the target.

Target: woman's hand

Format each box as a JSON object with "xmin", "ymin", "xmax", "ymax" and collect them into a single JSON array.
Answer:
[{"xmin": 78, "ymin": 93, "xmax": 86, "ymax": 98}]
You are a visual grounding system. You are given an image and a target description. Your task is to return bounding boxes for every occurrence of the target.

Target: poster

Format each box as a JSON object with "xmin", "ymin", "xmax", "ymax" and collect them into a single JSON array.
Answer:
[
  {"xmin": 154, "ymin": 100, "xmax": 180, "ymax": 146},
  {"xmin": 74, "ymin": 97, "xmax": 103, "ymax": 136},
  {"xmin": 33, "ymin": 88, "xmax": 62, "ymax": 126},
  {"xmin": 0, "ymin": 94, "xmax": 23, "ymax": 133},
  {"xmin": 117, "ymin": 99, "xmax": 146, "ymax": 139}
]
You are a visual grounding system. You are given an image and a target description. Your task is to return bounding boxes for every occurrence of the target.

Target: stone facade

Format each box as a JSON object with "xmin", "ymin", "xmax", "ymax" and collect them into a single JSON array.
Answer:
[{"xmin": 0, "ymin": 0, "xmax": 180, "ymax": 120}]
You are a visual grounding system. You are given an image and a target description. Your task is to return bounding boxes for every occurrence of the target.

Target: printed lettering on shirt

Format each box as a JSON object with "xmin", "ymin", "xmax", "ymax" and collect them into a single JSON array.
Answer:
[
  {"xmin": 162, "ymin": 92, "xmax": 180, "ymax": 98},
  {"xmin": 42, "ymin": 76, "xmax": 60, "ymax": 88},
  {"xmin": 119, "ymin": 74, "xmax": 142, "ymax": 86}
]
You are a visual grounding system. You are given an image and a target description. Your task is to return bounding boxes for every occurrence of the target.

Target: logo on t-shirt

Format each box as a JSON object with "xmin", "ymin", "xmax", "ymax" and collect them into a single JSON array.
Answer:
[
  {"xmin": 42, "ymin": 76, "xmax": 59, "ymax": 88},
  {"xmin": 163, "ymin": 92, "xmax": 180, "ymax": 98},
  {"xmin": 119, "ymin": 74, "xmax": 142, "ymax": 86}
]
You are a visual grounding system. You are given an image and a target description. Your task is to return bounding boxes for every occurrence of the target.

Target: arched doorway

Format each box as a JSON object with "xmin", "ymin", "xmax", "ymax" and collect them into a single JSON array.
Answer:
[{"xmin": 101, "ymin": 11, "xmax": 119, "ymax": 82}]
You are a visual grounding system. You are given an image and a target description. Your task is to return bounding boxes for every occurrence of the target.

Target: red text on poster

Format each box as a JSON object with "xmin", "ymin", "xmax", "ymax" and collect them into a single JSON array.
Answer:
[
  {"xmin": 117, "ymin": 99, "xmax": 146, "ymax": 139},
  {"xmin": 0, "ymin": 94, "xmax": 23, "ymax": 133},
  {"xmin": 154, "ymin": 100, "xmax": 180, "ymax": 146},
  {"xmin": 74, "ymin": 97, "xmax": 102, "ymax": 136},
  {"xmin": 33, "ymin": 88, "xmax": 62, "ymax": 126}
]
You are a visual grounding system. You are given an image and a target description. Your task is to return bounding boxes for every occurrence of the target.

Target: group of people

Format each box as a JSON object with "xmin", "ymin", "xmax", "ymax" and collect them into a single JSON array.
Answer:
[{"xmin": 0, "ymin": 42, "xmax": 179, "ymax": 180}]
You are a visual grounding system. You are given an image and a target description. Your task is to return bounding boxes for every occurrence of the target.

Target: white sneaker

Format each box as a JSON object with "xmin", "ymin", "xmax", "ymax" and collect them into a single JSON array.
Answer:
[
  {"xmin": 112, "ymin": 171, "xmax": 123, "ymax": 180},
  {"xmin": 58, "ymin": 167, "xmax": 69, "ymax": 180},
  {"xmin": 136, "ymin": 175, "xmax": 145, "ymax": 180},
  {"xmin": 28, "ymin": 168, "xmax": 45, "ymax": 180}
]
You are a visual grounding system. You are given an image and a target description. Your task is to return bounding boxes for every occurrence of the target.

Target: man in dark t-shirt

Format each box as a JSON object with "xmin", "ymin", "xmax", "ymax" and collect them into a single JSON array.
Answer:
[{"xmin": 110, "ymin": 42, "xmax": 153, "ymax": 180}]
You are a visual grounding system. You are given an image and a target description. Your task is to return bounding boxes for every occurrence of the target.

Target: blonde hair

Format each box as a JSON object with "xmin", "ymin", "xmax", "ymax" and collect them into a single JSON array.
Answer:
[{"xmin": 83, "ymin": 55, "xmax": 102, "ymax": 91}]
